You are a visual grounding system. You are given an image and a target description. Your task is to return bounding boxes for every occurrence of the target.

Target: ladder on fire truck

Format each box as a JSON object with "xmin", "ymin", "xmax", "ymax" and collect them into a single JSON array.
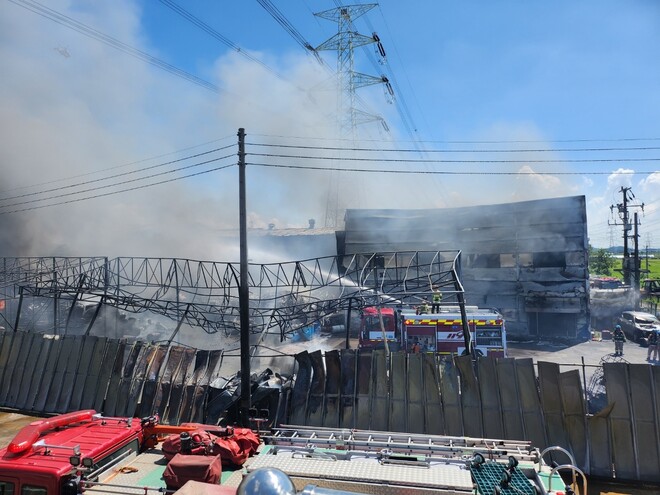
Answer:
[
  {"xmin": 262, "ymin": 425, "xmax": 540, "ymax": 463},
  {"xmin": 255, "ymin": 426, "xmax": 576, "ymax": 495}
]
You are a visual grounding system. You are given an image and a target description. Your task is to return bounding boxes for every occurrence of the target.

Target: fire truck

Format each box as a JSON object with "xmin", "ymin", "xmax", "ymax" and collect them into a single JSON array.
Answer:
[
  {"xmin": 357, "ymin": 306, "xmax": 401, "ymax": 351},
  {"xmin": 402, "ymin": 306, "xmax": 507, "ymax": 357}
]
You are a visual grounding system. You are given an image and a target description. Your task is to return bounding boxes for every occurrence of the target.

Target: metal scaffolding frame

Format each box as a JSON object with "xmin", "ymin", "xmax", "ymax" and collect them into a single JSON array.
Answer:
[{"xmin": 0, "ymin": 251, "xmax": 464, "ymax": 338}]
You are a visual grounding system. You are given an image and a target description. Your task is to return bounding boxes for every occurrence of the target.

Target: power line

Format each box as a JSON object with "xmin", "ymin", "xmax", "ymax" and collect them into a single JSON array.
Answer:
[
  {"xmin": 248, "ymin": 162, "xmax": 657, "ymax": 175},
  {"xmin": 255, "ymin": 0, "xmax": 324, "ymax": 65},
  {"xmin": 158, "ymin": 0, "xmax": 297, "ymax": 84},
  {"xmin": 0, "ymin": 155, "xmax": 236, "ymax": 212},
  {"xmin": 251, "ymin": 132, "xmax": 660, "ymax": 145},
  {"xmin": 0, "ymin": 163, "xmax": 235, "ymax": 215},
  {"xmin": 248, "ymin": 142, "xmax": 660, "ymax": 153},
  {"xmin": 8, "ymin": 0, "xmax": 222, "ymax": 93},
  {"xmin": 0, "ymin": 146, "xmax": 235, "ymax": 202},
  {"xmin": 248, "ymin": 151, "xmax": 660, "ymax": 164}
]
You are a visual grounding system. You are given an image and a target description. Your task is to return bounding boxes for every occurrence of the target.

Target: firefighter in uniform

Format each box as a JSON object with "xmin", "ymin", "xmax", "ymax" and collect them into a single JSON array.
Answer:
[
  {"xmin": 647, "ymin": 329, "xmax": 659, "ymax": 362},
  {"xmin": 431, "ymin": 287, "xmax": 442, "ymax": 313},
  {"xmin": 613, "ymin": 324, "xmax": 626, "ymax": 356}
]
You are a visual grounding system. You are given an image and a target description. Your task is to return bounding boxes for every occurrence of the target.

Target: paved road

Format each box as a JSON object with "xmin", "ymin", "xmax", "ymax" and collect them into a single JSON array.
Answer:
[{"xmin": 507, "ymin": 336, "xmax": 652, "ymax": 367}]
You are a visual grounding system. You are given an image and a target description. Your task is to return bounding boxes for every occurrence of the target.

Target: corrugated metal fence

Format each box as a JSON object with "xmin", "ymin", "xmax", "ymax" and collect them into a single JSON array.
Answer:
[
  {"xmin": 0, "ymin": 332, "xmax": 658, "ymax": 483},
  {"xmin": 289, "ymin": 349, "xmax": 660, "ymax": 483},
  {"xmin": 0, "ymin": 332, "xmax": 226, "ymax": 424}
]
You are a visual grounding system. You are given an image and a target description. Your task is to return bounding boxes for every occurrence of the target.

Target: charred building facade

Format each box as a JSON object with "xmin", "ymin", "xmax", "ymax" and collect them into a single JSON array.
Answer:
[{"xmin": 337, "ymin": 196, "xmax": 590, "ymax": 339}]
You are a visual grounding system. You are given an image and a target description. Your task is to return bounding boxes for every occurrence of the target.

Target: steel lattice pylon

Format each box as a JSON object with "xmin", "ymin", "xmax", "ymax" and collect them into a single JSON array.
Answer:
[{"xmin": 0, "ymin": 251, "xmax": 464, "ymax": 339}]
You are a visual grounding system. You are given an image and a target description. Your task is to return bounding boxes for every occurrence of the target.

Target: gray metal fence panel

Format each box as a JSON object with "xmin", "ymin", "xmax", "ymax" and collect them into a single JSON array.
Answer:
[
  {"xmin": 80, "ymin": 337, "xmax": 108, "ymax": 410},
  {"xmin": 137, "ymin": 344, "xmax": 168, "ymax": 418},
  {"xmin": 93, "ymin": 339, "xmax": 120, "ymax": 414},
  {"xmin": 406, "ymin": 353, "xmax": 425, "ymax": 434},
  {"xmin": 13, "ymin": 335, "xmax": 46, "ymax": 409},
  {"xmin": 289, "ymin": 351, "xmax": 311, "ymax": 425},
  {"xmin": 68, "ymin": 336, "xmax": 98, "ymax": 411},
  {"xmin": 439, "ymin": 356, "xmax": 463, "ymax": 436},
  {"xmin": 496, "ymin": 358, "xmax": 524, "ymax": 440},
  {"xmin": 538, "ymin": 361, "xmax": 570, "ymax": 453},
  {"xmin": 166, "ymin": 347, "xmax": 195, "ymax": 425},
  {"xmin": 355, "ymin": 351, "xmax": 372, "ymax": 430},
  {"xmin": 651, "ymin": 365, "xmax": 660, "ymax": 481},
  {"xmin": 628, "ymin": 364, "xmax": 659, "ymax": 482},
  {"xmin": 516, "ymin": 358, "xmax": 547, "ymax": 449},
  {"xmin": 389, "ymin": 351, "xmax": 408, "ymax": 432},
  {"xmin": 604, "ymin": 362, "xmax": 637, "ymax": 481},
  {"xmin": 196, "ymin": 350, "xmax": 223, "ymax": 424},
  {"xmin": 323, "ymin": 349, "xmax": 341, "ymax": 428},
  {"xmin": 0, "ymin": 331, "xmax": 25, "ymax": 405},
  {"xmin": 558, "ymin": 370, "xmax": 587, "ymax": 472},
  {"xmin": 371, "ymin": 350, "xmax": 389, "ymax": 431},
  {"xmin": 587, "ymin": 413, "xmax": 613, "ymax": 478},
  {"xmin": 45, "ymin": 336, "xmax": 75, "ymax": 412},
  {"xmin": 423, "ymin": 354, "xmax": 444, "ymax": 435},
  {"xmin": 115, "ymin": 341, "xmax": 144, "ymax": 417},
  {"xmin": 126, "ymin": 344, "xmax": 157, "ymax": 419},
  {"xmin": 339, "ymin": 349, "xmax": 357, "ymax": 428},
  {"xmin": 307, "ymin": 350, "xmax": 325, "ymax": 427},
  {"xmin": 179, "ymin": 350, "xmax": 209, "ymax": 424},
  {"xmin": 155, "ymin": 346, "xmax": 185, "ymax": 421},
  {"xmin": 7, "ymin": 332, "xmax": 39, "ymax": 408},
  {"xmin": 55, "ymin": 336, "xmax": 85, "ymax": 413},
  {"xmin": 455, "ymin": 355, "xmax": 483, "ymax": 438},
  {"xmin": 103, "ymin": 340, "xmax": 129, "ymax": 416},
  {"xmin": 19, "ymin": 335, "xmax": 49, "ymax": 411},
  {"xmin": 478, "ymin": 357, "xmax": 504, "ymax": 439}
]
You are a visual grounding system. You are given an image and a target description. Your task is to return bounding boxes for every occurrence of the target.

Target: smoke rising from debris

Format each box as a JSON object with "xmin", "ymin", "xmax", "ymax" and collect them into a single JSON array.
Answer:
[{"xmin": 1, "ymin": 0, "xmax": 625, "ymax": 262}]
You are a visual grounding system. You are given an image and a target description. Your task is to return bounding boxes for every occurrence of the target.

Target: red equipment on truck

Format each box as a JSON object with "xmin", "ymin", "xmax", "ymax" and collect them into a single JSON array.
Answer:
[
  {"xmin": 357, "ymin": 306, "xmax": 401, "ymax": 351},
  {"xmin": 402, "ymin": 306, "xmax": 506, "ymax": 357}
]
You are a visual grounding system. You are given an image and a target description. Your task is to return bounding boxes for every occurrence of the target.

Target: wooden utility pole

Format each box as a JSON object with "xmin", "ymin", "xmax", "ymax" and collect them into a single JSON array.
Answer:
[{"xmin": 238, "ymin": 128, "xmax": 251, "ymax": 427}]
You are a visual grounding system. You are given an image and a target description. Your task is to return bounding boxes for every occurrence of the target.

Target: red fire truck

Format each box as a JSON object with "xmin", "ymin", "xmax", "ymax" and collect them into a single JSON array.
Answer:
[
  {"xmin": 402, "ymin": 307, "xmax": 506, "ymax": 357},
  {"xmin": 357, "ymin": 306, "xmax": 401, "ymax": 351}
]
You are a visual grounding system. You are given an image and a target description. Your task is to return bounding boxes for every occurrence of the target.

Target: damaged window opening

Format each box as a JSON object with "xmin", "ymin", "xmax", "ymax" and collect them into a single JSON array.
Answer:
[
  {"xmin": 500, "ymin": 254, "xmax": 515, "ymax": 268},
  {"xmin": 532, "ymin": 252, "xmax": 566, "ymax": 268},
  {"xmin": 467, "ymin": 254, "xmax": 500, "ymax": 268}
]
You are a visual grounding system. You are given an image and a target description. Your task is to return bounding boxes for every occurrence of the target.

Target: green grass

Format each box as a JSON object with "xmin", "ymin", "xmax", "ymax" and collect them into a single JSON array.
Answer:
[{"xmin": 643, "ymin": 257, "xmax": 660, "ymax": 280}]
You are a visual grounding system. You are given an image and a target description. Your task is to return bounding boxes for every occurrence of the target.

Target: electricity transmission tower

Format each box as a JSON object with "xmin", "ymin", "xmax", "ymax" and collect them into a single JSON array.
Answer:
[
  {"xmin": 314, "ymin": 4, "xmax": 391, "ymax": 227},
  {"xmin": 315, "ymin": 3, "xmax": 389, "ymax": 136}
]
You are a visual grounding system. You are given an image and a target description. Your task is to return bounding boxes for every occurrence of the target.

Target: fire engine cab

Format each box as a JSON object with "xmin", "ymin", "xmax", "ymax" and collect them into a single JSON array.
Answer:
[{"xmin": 402, "ymin": 306, "xmax": 506, "ymax": 357}]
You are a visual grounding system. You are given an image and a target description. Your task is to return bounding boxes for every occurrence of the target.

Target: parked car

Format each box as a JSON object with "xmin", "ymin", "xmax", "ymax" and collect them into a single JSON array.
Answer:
[{"xmin": 616, "ymin": 311, "xmax": 660, "ymax": 346}]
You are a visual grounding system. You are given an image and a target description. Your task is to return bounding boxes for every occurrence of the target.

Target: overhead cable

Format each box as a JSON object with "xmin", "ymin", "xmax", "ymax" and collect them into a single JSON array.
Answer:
[
  {"xmin": 0, "ymin": 146, "xmax": 235, "ymax": 203},
  {"xmin": 9, "ymin": 0, "xmax": 221, "ymax": 93},
  {"xmin": 247, "ymin": 142, "xmax": 660, "ymax": 153},
  {"xmin": 248, "ymin": 152, "xmax": 660, "ymax": 164},
  {"xmin": 0, "ymin": 155, "xmax": 235, "ymax": 212},
  {"xmin": 249, "ymin": 162, "xmax": 655, "ymax": 175},
  {"xmin": 0, "ymin": 163, "xmax": 235, "ymax": 215}
]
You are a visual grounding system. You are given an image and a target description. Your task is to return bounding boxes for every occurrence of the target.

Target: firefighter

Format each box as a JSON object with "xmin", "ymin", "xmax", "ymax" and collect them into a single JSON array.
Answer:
[
  {"xmin": 647, "ymin": 329, "xmax": 658, "ymax": 362},
  {"xmin": 420, "ymin": 300, "xmax": 430, "ymax": 314},
  {"xmin": 431, "ymin": 287, "xmax": 442, "ymax": 313},
  {"xmin": 613, "ymin": 324, "xmax": 626, "ymax": 356}
]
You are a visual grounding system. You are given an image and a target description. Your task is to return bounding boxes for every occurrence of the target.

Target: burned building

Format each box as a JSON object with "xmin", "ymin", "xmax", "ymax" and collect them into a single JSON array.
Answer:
[{"xmin": 337, "ymin": 196, "xmax": 590, "ymax": 339}]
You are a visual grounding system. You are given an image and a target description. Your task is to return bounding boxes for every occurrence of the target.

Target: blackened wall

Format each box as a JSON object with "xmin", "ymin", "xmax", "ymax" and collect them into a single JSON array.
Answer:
[{"xmin": 338, "ymin": 196, "xmax": 589, "ymax": 339}]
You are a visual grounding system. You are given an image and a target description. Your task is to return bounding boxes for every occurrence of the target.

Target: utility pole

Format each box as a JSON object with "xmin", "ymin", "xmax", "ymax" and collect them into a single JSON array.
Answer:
[
  {"xmin": 238, "ymin": 128, "xmax": 251, "ymax": 427},
  {"xmin": 609, "ymin": 186, "xmax": 644, "ymax": 291}
]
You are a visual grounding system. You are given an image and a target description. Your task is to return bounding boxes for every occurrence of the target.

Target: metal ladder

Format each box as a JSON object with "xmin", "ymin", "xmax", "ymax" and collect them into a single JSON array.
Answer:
[{"xmin": 263, "ymin": 424, "xmax": 540, "ymax": 463}]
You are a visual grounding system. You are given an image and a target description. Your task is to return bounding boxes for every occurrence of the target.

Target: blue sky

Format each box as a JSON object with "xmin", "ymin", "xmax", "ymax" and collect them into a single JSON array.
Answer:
[{"xmin": 1, "ymin": 0, "xmax": 659, "ymax": 259}]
